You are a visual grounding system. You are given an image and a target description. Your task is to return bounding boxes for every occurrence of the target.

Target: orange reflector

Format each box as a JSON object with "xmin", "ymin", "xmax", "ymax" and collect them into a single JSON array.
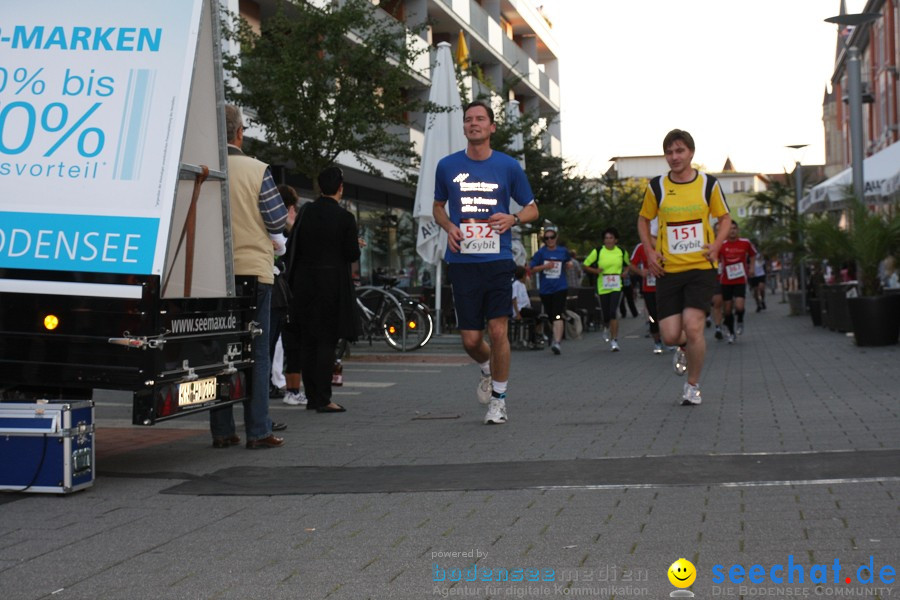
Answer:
[
  {"xmin": 388, "ymin": 325, "xmax": 397, "ymax": 334},
  {"xmin": 43, "ymin": 315, "xmax": 59, "ymax": 330},
  {"xmin": 408, "ymin": 321, "xmax": 417, "ymax": 329}
]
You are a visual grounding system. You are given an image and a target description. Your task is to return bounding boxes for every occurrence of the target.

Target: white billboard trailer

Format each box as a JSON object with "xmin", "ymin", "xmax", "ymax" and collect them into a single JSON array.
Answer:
[
  {"xmin": 0, "ymin": 0, "xmax": 255, "ymax": 477},
  {"xmin": 0, "ymin": 0, "xmax": 231, "ymax": 297}
]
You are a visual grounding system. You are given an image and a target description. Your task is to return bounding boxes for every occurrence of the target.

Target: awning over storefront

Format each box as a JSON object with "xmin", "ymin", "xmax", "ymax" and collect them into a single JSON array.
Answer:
[{"xmin": 799, "ymin": 140, "xmax": 900, "ymax": 214}]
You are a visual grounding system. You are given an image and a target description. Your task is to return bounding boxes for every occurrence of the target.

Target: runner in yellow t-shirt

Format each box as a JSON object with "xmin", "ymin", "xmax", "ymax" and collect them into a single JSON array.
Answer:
[{"xmin": 637, "ymin": 129, "xmax": 731, "ymax": 406}]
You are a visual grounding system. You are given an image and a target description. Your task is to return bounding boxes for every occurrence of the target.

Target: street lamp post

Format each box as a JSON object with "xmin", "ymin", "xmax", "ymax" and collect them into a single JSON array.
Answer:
[
  {"xmin": 825, "ymin": 12, "xmax": 881, "ymax": 204},
  {"xmin": 787, "ymin": 144, "xmax": 808, "ymax": 311},
  {"xmin": 846, "ymin": 46, "xmax": 865, "ymax": 203}
]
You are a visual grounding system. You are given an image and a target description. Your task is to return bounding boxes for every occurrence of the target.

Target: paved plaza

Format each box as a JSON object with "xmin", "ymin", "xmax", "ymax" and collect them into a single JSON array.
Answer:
[{"xmin": 1, "ymin": 298, "xmax": 898, "ymax": 599}]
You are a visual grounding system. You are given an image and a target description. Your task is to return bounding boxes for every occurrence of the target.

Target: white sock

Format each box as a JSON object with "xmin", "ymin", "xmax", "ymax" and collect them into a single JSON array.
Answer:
[
  {"xmin": 492, "ymin": 380, "xmax": 508, "ymax": 395},
  {"xmin": 479, "ymin": 360, "xmax": 491, "ymax": 376}
]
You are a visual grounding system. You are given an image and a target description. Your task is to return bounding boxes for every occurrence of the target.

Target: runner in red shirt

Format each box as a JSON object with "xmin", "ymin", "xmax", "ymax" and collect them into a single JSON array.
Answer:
[{"xmin": 718, "ymin": 222, "xmax": 757, "ymax": 343}]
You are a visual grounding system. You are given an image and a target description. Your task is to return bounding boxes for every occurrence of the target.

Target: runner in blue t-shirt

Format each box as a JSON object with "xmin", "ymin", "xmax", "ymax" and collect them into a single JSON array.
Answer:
[
  {"xmin": 432, "ymin": 100, "xmax": 539, "ymax": 425},
  {"xmin": 529, "ymin": 227, "xmax": 571, "ymax": 355}
]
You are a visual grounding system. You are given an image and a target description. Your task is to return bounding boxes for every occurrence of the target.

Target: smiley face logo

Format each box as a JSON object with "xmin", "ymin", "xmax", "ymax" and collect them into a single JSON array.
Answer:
[{"xmin": 668, "ymin": 558, "xmax": 696, "ymax": 588}]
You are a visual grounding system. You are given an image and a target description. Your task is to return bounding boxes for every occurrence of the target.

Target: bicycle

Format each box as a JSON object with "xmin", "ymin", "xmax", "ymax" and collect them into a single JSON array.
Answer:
[{"xmin": 335, "ymin": 281, "xmax": 434, "ymax": 358}]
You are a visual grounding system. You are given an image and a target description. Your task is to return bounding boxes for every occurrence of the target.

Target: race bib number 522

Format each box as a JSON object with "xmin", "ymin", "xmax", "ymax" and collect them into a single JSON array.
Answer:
[{"xmin": 460, "ymin": 221, "xmax": 499, "ymax": 254}]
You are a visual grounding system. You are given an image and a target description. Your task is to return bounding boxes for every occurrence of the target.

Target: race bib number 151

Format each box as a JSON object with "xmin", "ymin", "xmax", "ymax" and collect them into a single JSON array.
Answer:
[{"xmin": 667, "ymin": 220, "xmax": 703, "ymax": 255}]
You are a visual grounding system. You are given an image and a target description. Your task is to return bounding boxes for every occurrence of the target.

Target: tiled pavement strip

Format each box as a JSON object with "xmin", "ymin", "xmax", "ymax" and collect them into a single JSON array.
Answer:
[{"xmin": 0, "ymin": 298, "xmax": 898, "ymax": 599}]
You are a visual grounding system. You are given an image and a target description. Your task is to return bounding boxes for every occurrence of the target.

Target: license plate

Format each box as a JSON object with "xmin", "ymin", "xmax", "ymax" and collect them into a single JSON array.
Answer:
[{"xmin": 178, "ymin": 376, "xmax": 218, "ymax": 407}]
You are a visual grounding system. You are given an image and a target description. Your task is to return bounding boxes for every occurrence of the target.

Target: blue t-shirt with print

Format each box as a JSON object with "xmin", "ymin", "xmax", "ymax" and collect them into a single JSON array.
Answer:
[
  {"xmin": 530, "ymin": 245, "xmax": 571, "ymax": 294},
  {"xmin": 434, "ymin": 149, "xmax": 535, "ymax": 264}
]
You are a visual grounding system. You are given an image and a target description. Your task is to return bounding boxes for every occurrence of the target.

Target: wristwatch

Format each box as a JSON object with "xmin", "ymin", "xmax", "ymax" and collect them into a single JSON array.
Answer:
[{"xmin": 513, "ymin": 214, "xmax": 521, "ymax": 226}]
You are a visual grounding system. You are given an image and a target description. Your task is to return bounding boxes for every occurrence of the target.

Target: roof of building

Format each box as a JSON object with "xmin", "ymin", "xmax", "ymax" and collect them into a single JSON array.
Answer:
[
  {"xmin": 608, "ymin": 154, "xmax": 665, "ymax": 161},
  {"xmin": 835, "ymin": 0, "xmax": 848, "ymax": 65}
]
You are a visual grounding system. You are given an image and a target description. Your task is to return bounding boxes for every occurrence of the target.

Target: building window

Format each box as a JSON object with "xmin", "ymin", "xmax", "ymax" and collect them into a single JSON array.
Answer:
[
  {"xmin": 738, "ymin": 206, "xmax": 746, "ymax": 218},
  {"xmin": 500, "ymin": 17, "xmax": 513, "ymax": 39}
]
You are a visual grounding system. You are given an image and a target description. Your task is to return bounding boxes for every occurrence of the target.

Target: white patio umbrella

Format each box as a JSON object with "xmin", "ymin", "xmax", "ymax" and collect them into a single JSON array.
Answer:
[
  {"xmin": 413, "ymin": 42, "xmax": 465, "ymax": 333},
  {"xmin": 800, "ymin": 139, "xmax": 900, "ymax": 213},
  {"xmin": 506, "ymin": 99, "xmax": 527, "ymax": 265}
]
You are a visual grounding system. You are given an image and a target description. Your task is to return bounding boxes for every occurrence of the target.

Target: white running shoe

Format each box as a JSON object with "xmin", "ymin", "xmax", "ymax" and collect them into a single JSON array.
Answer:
[
  {"xmin": 673, "ymin": 346, "xmax": 687, "ymax": 376},
  {"xmin": 551, "ymin": 342, "xmax": 561, "ymax": 355},
  {"xmin": 681, "ymin": 382, "xmax": 702, "ymax": 405},
  {"xmin": 602, "ymin": 328, "xmax": 610, "ymax": 343},
  {"xmin": 653, "ymin": 342, "xmax": 664, "ymax": 354},
  {"xmin": 727, "ymin": 333, "xmax": 736, "ymax": 344},
  {"xmin": 736, "ymin": 323, "xmax": 744, "ymax": 336},
  {"xmin": 477, "ymin": 372, "xmax": 492, "ymax": 405},
  {"xmin": 283, "ymin": 391, "xmax": 308, "ymax": 406},
  {"xmin": 610, "ymin": 340, "xmax": 620, "ymax": 352},
  {"xmin": 484, "ymin": 395, "xmax": 507, "ymax": 424}
]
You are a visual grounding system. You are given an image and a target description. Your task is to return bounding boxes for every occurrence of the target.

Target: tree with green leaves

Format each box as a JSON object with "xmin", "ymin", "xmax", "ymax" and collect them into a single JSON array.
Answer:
[
  {"xmin": 456, "ymin": 62, "xmax": 599, "ymax": 250},
  {"xmin": 744, "ymin": 180, "xmax": 800, "ymax": 256},
  {"xmin": 222, "ymin": 0, "xmax": 434, "ymax": 186},
  {"xmin": 487, "ymin": 105, "xmax": 610, "ymax": 251},
  {"xmin": 525, "ymin": 171, "xmax": 644, "ymax": 255}
]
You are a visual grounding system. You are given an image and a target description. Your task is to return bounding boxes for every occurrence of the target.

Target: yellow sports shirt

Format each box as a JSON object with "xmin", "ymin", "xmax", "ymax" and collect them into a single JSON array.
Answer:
[{"xmin": 639, "ymin": 172, "xmax": 729, "ymax": 273}]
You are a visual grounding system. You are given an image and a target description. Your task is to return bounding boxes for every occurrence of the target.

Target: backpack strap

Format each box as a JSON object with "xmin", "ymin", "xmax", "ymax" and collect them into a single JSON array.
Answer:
[
  {"xmin": 702, "ymin": 173, "xmax": 717, "ymax": 206},
  {"xmin": 652, "ymin": 173, "xmax": 717, "ymax": 207},
  {"xmin": 649, "ymin": 176, "xmax": 663, "ymax": 206}
]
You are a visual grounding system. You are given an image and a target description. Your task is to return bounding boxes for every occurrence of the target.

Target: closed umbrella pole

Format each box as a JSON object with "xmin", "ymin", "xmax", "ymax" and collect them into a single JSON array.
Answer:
[{"xmin": 413, "ymin": 42, "xmax": 466, "ymax": 334}]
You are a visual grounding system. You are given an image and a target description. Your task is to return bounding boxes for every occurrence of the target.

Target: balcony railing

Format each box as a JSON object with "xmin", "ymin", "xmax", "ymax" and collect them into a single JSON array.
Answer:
[
  {"xmin": 468, "ymin": 0, "xmax": 489, "ymax": 40},
  {"xmin": 422, "ymin": 0, "xmax": 560, "ymax": 108}
]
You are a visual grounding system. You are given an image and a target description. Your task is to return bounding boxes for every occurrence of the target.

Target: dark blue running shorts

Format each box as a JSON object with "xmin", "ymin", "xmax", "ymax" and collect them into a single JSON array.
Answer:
[{"xmin": 448, "ymin": 260, "xmax": 516, "ymax": 331}]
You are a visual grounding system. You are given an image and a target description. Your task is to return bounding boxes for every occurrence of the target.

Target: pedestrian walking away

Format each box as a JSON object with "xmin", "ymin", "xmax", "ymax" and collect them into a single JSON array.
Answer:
[
  {"xmin": 750, "ymin": 251, "xmax": 769, "ymax": 312},
  {"xmin": 718, "ymin": 222, "xmax": 757, "ymax": 343},
  {"xmin": 637, "ymin": 129, "xmax": 731, "ymax": 406},
  {"xmin": 529, "ymin": 226, "xmax": 571, "ymax": 355},
  {"xmin": 711, "ymin": 274, "xmax": 725, "ymax": 340},
  {"xmin": 619, "ymin": 268, "xmax": 640, "ymax": 319},
  {"xmin": 432, "ymin": 100, "xmax": 539, "ymax": 425},
  {"xmin": 583, "ymin": 227, "xmax": 630, "ymax": 352},
  {"xmin": 209, "ymin": 105, "xmax": 288, "ymax": 449},
  {"xmin": 710, "ymin": 222, "xmax": 725, "ymax": 341},
  {"xmin": 566, "ymin": 249, "xmax": 584, "ymax": 288},
  {"xmin": 630, "ymin": 219, "xmax": 664, "ymax": 354},
  {"xmin": 286, "ymin": 166, "xmax": 363, "ymax": 414}
]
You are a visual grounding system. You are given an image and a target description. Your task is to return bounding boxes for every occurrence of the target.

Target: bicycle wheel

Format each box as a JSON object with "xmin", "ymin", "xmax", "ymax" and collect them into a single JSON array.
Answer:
[
  {"xmin": 406, "ymin": 302, "xmax": 434, "ymax": 349},
  {"xmin": 381, "ymin": 301, "xmax": 434, "ymax": 351}
]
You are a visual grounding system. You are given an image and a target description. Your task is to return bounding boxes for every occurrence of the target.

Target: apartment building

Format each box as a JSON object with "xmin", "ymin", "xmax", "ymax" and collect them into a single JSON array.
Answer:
[
  {"xmin": 712, "ymin": 158, "xmax": 770, "ymax": 222},
  {"xmin": 222, "ymin": 0, "xmax": 561, "ymax": 283},
  {"xmin": 823, "ymin": 0, "xmax": 900, "ymax": 177}
]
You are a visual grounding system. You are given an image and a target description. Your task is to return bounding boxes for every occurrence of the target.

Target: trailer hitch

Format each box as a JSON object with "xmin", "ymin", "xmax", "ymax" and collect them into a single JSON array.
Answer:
[{"xmin": 108, "ymin": 332, "xmax": 167, "ymax": 350}]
